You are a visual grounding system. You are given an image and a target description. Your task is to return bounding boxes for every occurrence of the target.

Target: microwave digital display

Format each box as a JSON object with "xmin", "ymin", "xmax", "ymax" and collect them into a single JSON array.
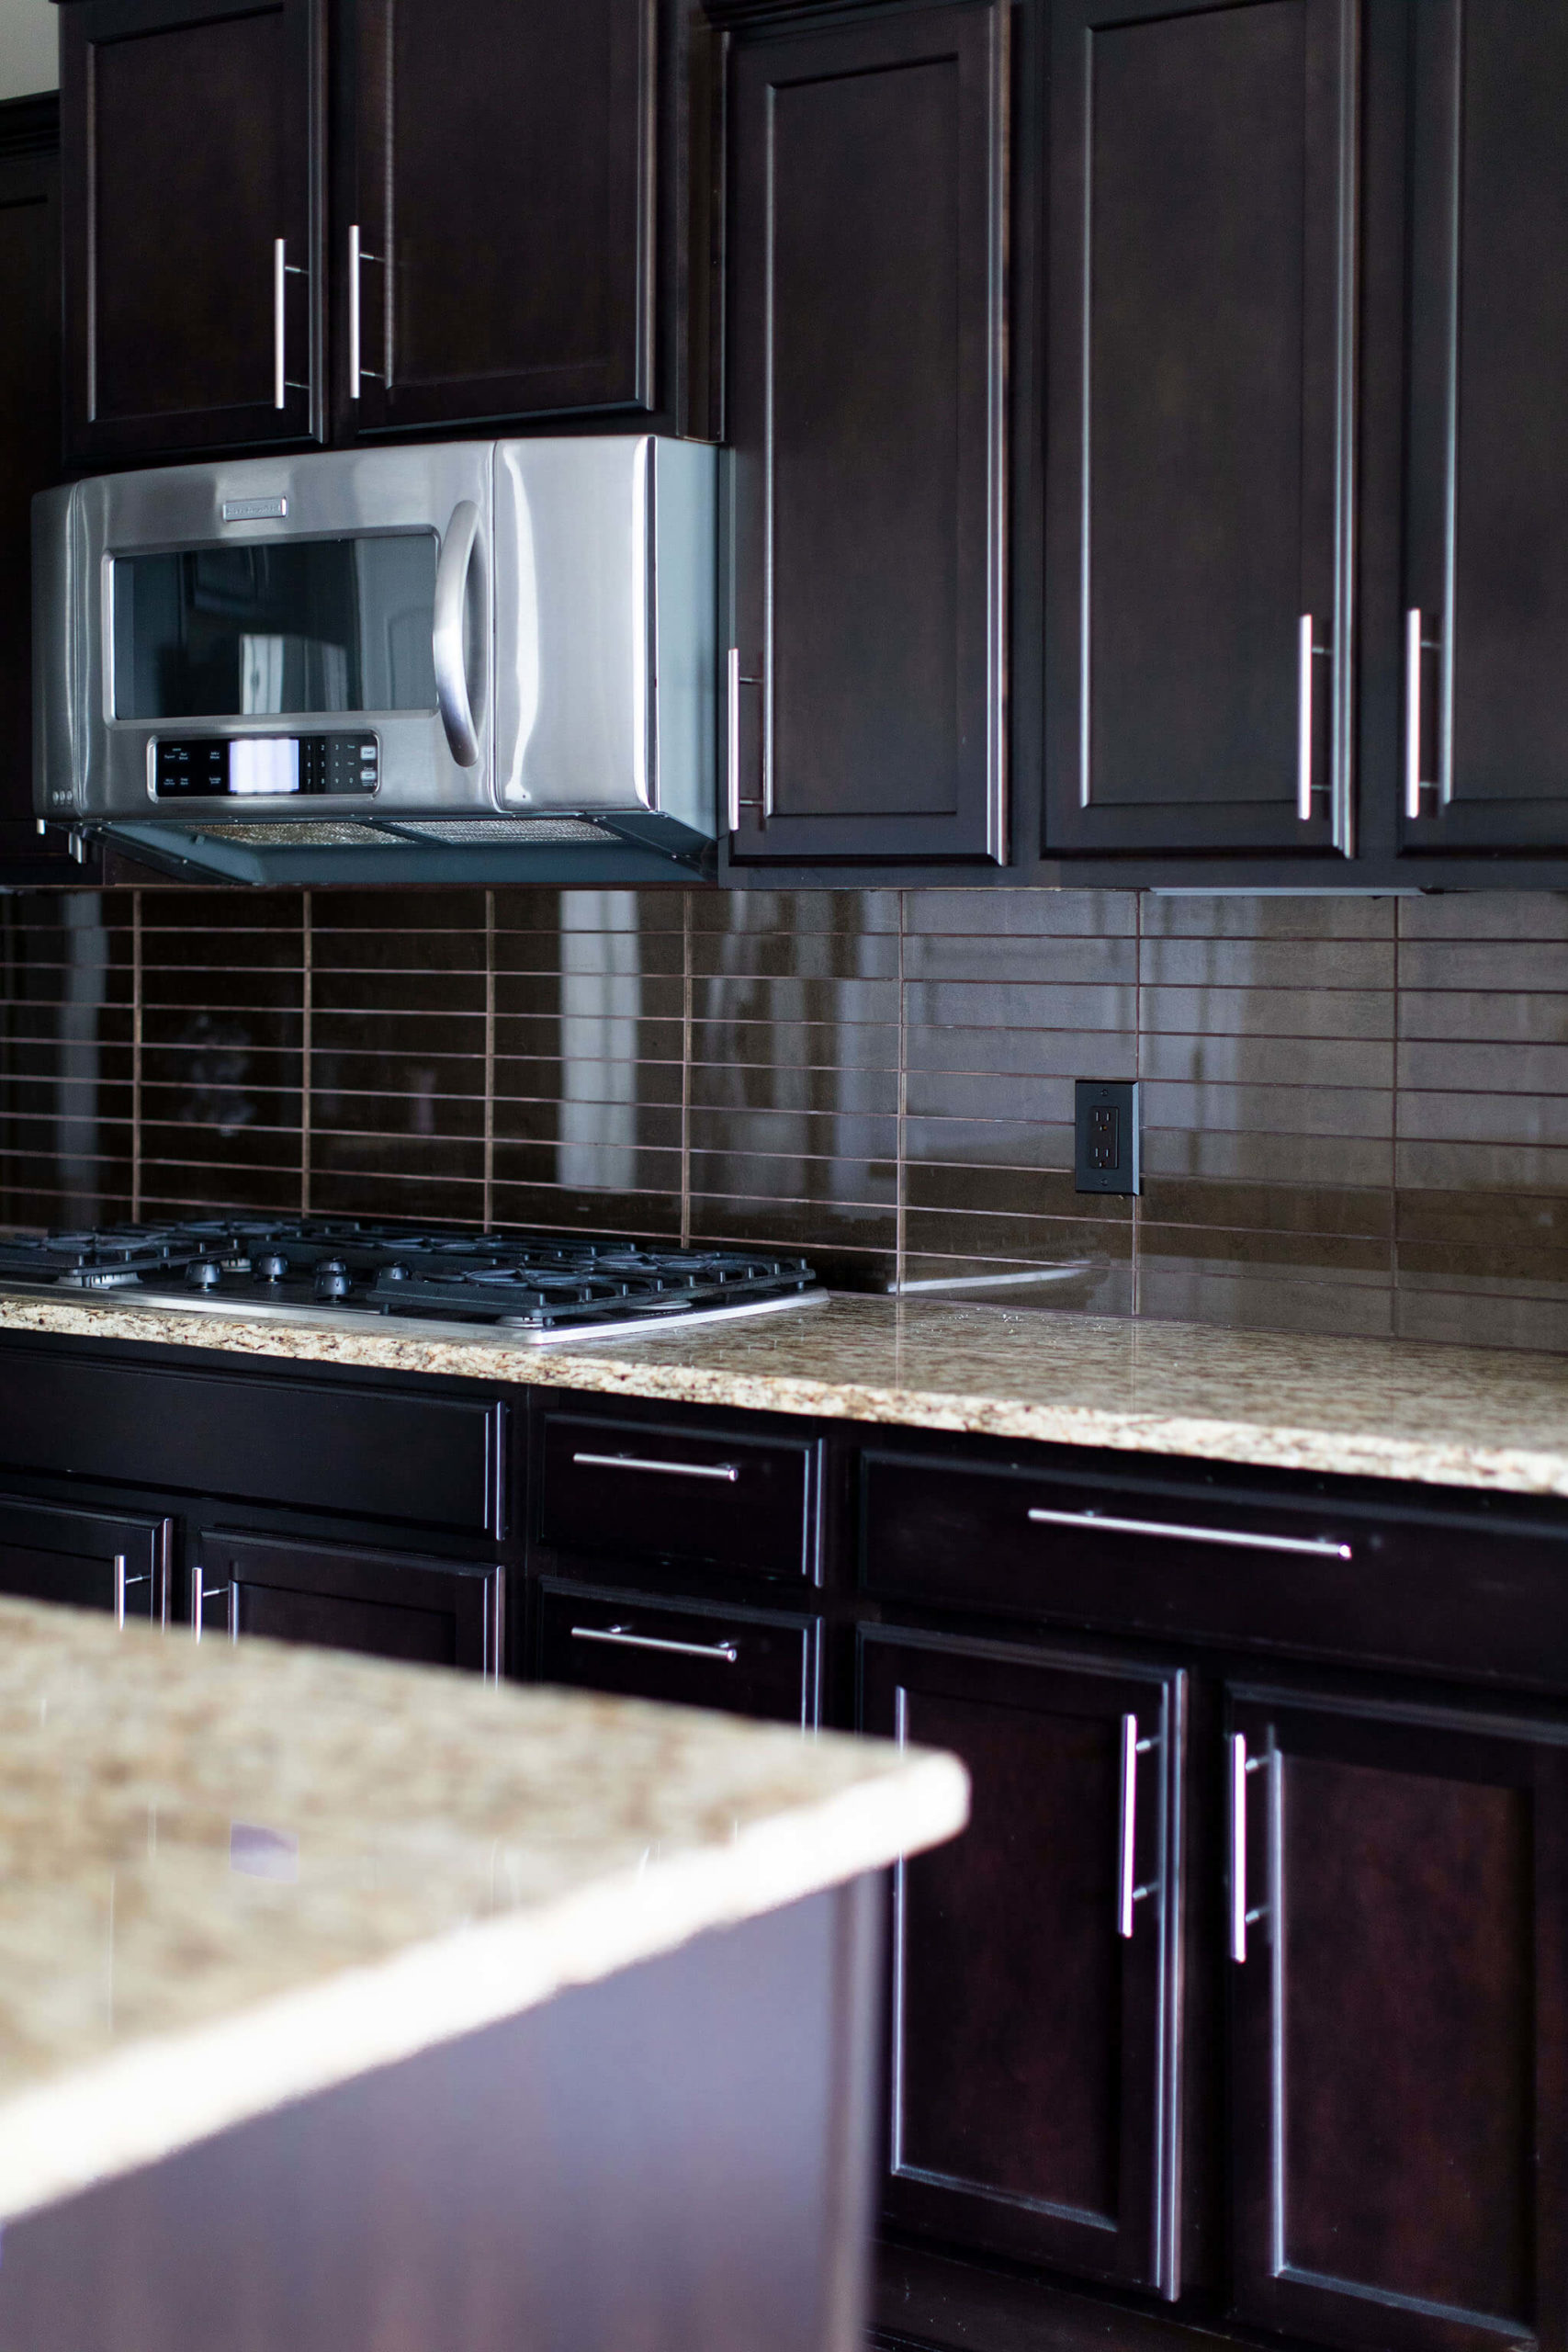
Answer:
[
  {"xmin": 113, "ymin": 534, "xmax": 439, "ymax": 721},
  {"xmin": 153, "ymin": 737, "xmax": 380, "ymax": 798}
]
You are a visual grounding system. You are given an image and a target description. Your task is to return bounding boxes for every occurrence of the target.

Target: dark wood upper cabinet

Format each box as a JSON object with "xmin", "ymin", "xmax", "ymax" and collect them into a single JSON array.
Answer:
[
  {"xmin": 861, "ymin": 1626, "xmax": 1185, "ymax": 2298},
  {"xmin": 342, "ymin": 0, "xmax": 656, "ymax": 435},
  {"xmin": 1228, "ymin": 1684, "xmax": 1568, "ymax": 2352},
  {"xmin": 60, "ymin": 0, "xmax": 323, "ymax": 465},
  {"xmin": 1397, "ymin": 2, "xmax": 1568, "ymax": 857},
  {"xmin": 723, "ymin": 0, "xmax": 1008, "ymax": 869},
  {"xmin": 1042, "ymin": 0, "xmax": 1357, "ymax": 864},
  {"xmin": 0, "ymin": 96, "xmax": 83, "ymax": 879}
]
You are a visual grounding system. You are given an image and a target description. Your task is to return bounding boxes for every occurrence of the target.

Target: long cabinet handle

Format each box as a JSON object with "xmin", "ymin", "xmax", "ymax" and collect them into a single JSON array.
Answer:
[
  {"xmin": 1297, "ymin": 615, "xmax": 1331, "ymax": 820},
  {"xmin": 112, "ymin": 1553, "xmax": 149, "ymax": 1631},
  {"xmin": 726, "ymin": 649, "xmax": 768, "ymax": 831},
  {"xmin": 1027, "ymin": 1506, "xmax": 1349, "ymax": 1561},
  {"xmin": 348, "ymin": 223, "xmax": 362, "ymax": 399},
  {"xmin": 1404, "ymin": 607, "xmax": 1443, "ymax": 820},
  {"xmin": 570, "ymin": 1623, "xmax": 739, "ymax": 1665},
  {"xmin": 571, "ymin": 1451, "xmax": 739, "ymax": 1483},
  {"xmin": 191, "ymin": 1566, "xmax": 237, "ymax": 1644},
  {"xmin": 273, "ymin": 236, "xmax": 309, "ymax": 412},
  {"xmin": 1229, "ymin": 1732, "xmax": 1272, "ymax": 1962},
  {"xmin": 1117, "ymin": 1713, "xmax": 1157, "ymax": 1940}
]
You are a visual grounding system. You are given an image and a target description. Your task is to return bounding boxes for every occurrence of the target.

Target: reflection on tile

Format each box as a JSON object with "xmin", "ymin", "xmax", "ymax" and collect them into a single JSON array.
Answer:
[{"xmin": 4, "ymin": 882, "xmax": 1568, "ymax": 1351}]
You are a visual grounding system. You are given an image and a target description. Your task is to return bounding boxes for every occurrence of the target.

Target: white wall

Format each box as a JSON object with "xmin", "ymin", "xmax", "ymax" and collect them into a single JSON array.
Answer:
[{"xmin": 0, "ymin": 0, "xmax": 57, "ymax": 101}]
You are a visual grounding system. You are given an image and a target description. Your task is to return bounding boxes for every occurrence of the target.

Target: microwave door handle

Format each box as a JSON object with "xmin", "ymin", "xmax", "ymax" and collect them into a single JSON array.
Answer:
[{"xmin": 433, "ymin": 499, "xmax": 483, "ymax": 768}]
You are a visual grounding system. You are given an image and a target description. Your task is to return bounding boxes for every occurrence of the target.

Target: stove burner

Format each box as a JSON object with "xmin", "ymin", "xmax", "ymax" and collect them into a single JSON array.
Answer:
[{"xmin": 0, "ymin": 1218, "xmax": 822, "ymax": 1342}]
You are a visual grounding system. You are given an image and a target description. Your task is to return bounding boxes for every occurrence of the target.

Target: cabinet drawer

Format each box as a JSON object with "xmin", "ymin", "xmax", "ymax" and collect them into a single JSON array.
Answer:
[
  {"xmin": 196, "ymin": 1531, "xmax": 502, "ymax": 1675},
  {"xmin": 0, "ymin": 1350, "xmax": 503, "ymax": 1535},
  {"xmin": 538, "ymin": 1413, "xmax": 814, "ymax": 1580},
  {"xmin": 860, "ymin": 1450, "xmax": 1568, "ymax": 1685},
  {"xmin": 537, "ymin": 1580, "xmax": 817, "ymax": 1725},
  {"xmin": 0, "ymin": 1493, "xmax": 170, "ymax": 1625}
]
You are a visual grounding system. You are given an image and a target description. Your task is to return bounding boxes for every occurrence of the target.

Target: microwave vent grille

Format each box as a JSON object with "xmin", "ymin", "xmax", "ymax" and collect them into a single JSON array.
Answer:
[{"xmin": 386, "ymin": 817, "xmax": 616, "ymax": 844}]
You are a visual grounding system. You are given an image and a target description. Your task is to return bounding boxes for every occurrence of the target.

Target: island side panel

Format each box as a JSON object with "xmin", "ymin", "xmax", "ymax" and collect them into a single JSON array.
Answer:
[{"xmin": 0, "ymin": 1877, "xmax": 885, "ymax": 2352}]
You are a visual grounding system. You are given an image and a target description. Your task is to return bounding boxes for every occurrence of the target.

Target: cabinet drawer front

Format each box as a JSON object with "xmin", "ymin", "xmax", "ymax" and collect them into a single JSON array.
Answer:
[
  {"xmin": 539, "ymin": 1414, "xmax": 813, "ymax": 1579},
  {"xmin": 197, "ymin": 1531, "xmax": 501, "ymax": 1675},
  {"xmin": 0, "ymin": 1351, "xmax": 503, "ymax": 1535},
  {"xmin": 0, "ymin": 1493, "xmax": 169, "ymax": 1624},
  {"xmin": 537, "ymin": 1581, "xmax": 816, "ymax": 1725},
  {"xmin": 861, "ymin": 1451, "xmax": 1568, "ymax": 1683}
]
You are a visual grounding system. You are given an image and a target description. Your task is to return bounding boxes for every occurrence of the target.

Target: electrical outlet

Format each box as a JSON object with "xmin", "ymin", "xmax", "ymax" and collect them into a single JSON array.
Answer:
[{"xmin": 1075, "ymin": 1080, "xmax": 1140, "ymax": 1196}]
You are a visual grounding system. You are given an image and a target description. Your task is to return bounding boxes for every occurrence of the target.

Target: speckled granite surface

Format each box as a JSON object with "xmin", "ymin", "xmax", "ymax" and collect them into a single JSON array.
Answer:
[
  {"xmin": 0, "ymin": 1600, "xmax": 964, "ymax": 2224},
  {"xmin": 0, "ymin": 1288, "xmax": 1566, "ymax": 1497}
]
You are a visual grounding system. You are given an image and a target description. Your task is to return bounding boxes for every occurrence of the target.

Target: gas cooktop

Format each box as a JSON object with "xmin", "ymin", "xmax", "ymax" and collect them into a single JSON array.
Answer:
[{"xmin": 0, "ymin": 1220, "xmax": 825, "ymax": 1344}]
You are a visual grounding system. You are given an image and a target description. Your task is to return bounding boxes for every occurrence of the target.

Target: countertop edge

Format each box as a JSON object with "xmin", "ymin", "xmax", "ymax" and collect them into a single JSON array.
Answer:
[
  {"xmin": 1, "ymin": 1293, "xmax": 1566, "ymax": 1494},
  {"xmin": 0, "ymin": 1747, "xmax": 967, "ymax": 2228}
]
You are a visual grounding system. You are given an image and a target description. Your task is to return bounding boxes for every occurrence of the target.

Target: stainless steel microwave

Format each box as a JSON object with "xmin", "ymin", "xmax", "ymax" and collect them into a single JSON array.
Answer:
[{"xmin": 33, "ymin": 435, "xmax": 717, "ymax": 875}]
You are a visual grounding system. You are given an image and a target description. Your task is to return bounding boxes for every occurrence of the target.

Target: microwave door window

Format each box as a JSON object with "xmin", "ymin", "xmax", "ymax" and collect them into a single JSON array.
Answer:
[{"xmin": 111, "ymin": 534, "xmax": 438, "ymax": 720}]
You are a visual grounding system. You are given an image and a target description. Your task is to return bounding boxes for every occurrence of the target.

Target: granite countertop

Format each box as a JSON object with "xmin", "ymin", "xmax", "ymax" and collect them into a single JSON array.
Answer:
[
  {"xmin": 1, "ymin": 1287, "xmax": 1567, "ymax": 1497},
  {"xmin": 0, "ymin": 1599, "xmax": 965, "ymax": 2226}
]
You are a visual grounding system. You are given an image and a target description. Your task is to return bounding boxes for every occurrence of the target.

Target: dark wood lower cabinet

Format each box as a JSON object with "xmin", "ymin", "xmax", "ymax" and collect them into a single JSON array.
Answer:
[
  {"xmin": 860, "ymin": 1626, "xmax": 1185, "ymax": 2298},
  {"xmin": 193, "ymin": 1530, "xmax": 502, "ymax": 1675},
  {"xmin": 1228, "ymin": 1684, "xmax": 1567, "ymax": 2352},
  {"xmin": 0, "ymin": 1493, "xmax": 169, "ymax": 1624}
]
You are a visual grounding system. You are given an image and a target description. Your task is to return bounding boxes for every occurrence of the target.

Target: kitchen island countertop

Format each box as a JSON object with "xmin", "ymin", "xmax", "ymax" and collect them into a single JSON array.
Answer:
[
  {"xmin": 0, "ymin": 1599, "xmax": 965, "ymax": 2227},
  {"xmin": 0, "ymin": 1287, "xmax": 1565, "ymax": 1498}
]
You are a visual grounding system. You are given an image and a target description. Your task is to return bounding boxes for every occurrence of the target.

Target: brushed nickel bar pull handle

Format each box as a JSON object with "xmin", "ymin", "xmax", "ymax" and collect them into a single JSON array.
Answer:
[
  {"xmin": 726, "ymin": 649, "xmax": 766, "ymax": 831},
  {"xmin": 727, "ymin": 647, "xmax": 741, "ymax": 832},
  {"xmin": 1026, "ymin": 1507, "xmax": 1350, "ymax": 1561},
  {"xmin": 274, "ymin": 237, "xmax": 309, "ymax": 410},
  {"xmin": 274, "ymin": 237, "xmax": 287, "ymax": 410},
  {"xmin": 571, "ymin": 1623, "xmax": 739, "ymax": 1664},
  {"xmin": 1230, "ymin": 1733, "xmax": 1270, "ymax": 1962},
  {"xmin": 1118, "ymin": 1713, "xmax": 1157, "ymax": 1939},
  {"xmin": 114, "ymin": 1554, "xmax": 127, "ymax": 1629},
  {"xmin": 348, "ymin": 222, "xmax": 361, "ymax": 398},
  {"xmin": 1404, "ymin": 605, "xmax": 1424, "ymax": 820},
  {"xmin": 572, "ymin": 1451, "xmax": 739, "ymax": 1482},
  {"xmin": 191, "ymin": 1568, "xmax": 237, "ymax": 1644},
  {"xmin": 1298, "ymin": 616, "xmax": 1331, "ymax": 820}
]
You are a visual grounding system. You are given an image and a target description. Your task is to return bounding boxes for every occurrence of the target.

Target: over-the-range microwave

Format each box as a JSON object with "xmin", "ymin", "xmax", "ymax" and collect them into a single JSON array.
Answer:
[{"xmin": 32, "ymin": 435, "xmax": 718, "ymax": 885}]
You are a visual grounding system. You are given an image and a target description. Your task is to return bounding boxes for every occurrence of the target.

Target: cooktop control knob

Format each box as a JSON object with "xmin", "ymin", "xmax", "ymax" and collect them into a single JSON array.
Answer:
[
  {"xmin": 186, "ymin": 1260, "xmax": 221, "ymax": 1290},
  {"xmin": 256, "ymin": 1252, "xmax": 288, "ymax": 1281},
  {"xmin": 314, "ymin": 1261, "xmax": 353, "ymax": 1301},
  {"xmin": 382, "ymin": 1262, "xmax": 410, "ymax": 1282}
]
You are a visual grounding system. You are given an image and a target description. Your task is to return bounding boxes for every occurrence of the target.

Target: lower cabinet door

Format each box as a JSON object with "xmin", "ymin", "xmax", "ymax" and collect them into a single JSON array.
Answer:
[
  {"xmin": 537, "ymin": 1580, "xmax": 818, "ymax": 1725},
  {"xmin": 193, "ymin": 1531, "xmax": 502, "ymax": 1675},
  {"xmin": 860, "ymin": 1626, "xmax": 1185, "ymax": 2296},
  {"xmin": 1227, "ymin": 1684, "xmax": 1568, "ymax": 2352},
  {"xmin": 0, "ymin": 1493, "xmax": 169, "ymax": 1623}
]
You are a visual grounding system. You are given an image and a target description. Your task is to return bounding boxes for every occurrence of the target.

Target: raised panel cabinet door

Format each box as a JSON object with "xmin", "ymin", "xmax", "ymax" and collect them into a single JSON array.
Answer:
[
  {"xmin": 0, "ymin": 1493, "xmax": 169, "ymax": 1624},
  {"xmin": 725, "ymin": 0, "xmax": 1007, "ymax": 866},
  {"xmin": 193, "ymin": 1531, "xmax": 502, "ymax": 1674},
  {"xmin": 1399, "ymin": 4, "xmax": 1568, "ymax": 855},
  {"xmin": 61, "ymin": 0, "xmax": 322, "ymax": 464},
  {"xmin": 1043, "ymin": 0, "xmax": 1358, "ymax": 860},
  {"xmin": 1227, "ymin": 1685, "xmax": 1568, "ymax": 2352},
  {"xmin": 860, "ymin": 1627, "xmax": 1184, "ymax": 2296},
  {"xmin": 344, "ymin": 0, "xmax": 655, "ymax": 431}
]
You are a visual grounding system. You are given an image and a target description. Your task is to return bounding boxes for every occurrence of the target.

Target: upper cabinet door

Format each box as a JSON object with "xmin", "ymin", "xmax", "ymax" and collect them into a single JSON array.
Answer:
[
  {"xmin": 61, "ymin": 0, "xmax": 323, "ymax": 465},
  {"xmin": 344, "ymin": 0, "xmax": 656, "ymax": 434},
  {"xmin": 1399, "ymin": 4, "xmax": 1568, "ymax": 855},
  {"xmin": 1043, "ymin": 0, "xmax": 1358, "ymax": 862},
  {"xmin": 725, "ymin": 0, "xmax": 1008, "ymax": 868}
]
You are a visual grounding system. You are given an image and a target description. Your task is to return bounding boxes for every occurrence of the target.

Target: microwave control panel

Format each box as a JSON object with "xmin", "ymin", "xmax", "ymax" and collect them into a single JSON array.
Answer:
[{"xmin": 152, "ymin": 737, "xmax": 380, "ymax": 799}]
